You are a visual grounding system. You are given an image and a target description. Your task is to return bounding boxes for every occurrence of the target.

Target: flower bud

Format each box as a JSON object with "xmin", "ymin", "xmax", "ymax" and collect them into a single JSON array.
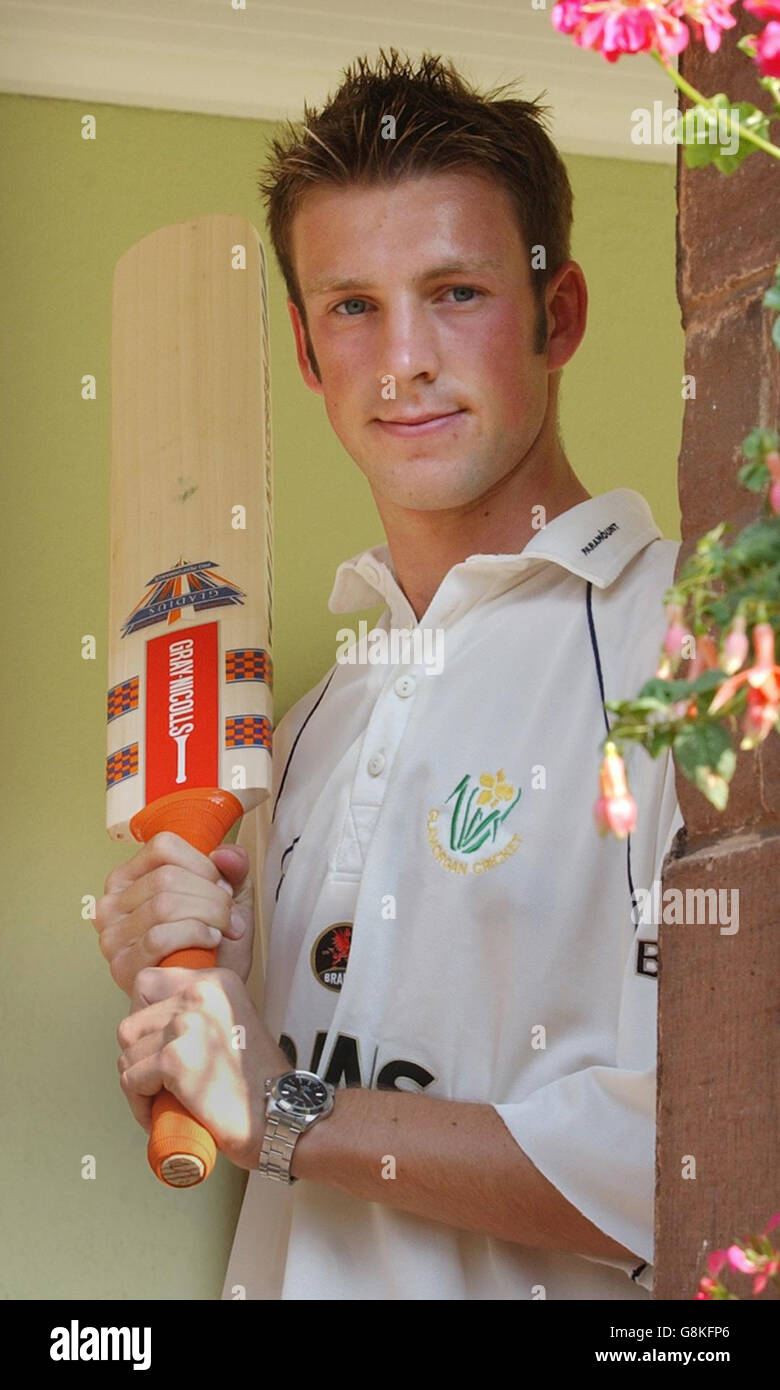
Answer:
[
  {"xmin": 720, "ymin": 613, "xmax": 749, "ymax": 676},
  {"xmin": 752, "ymin": 620, "xmax": 777, "ymax": 671},
  {"xmin": 594, "ymin": 743, "xmax": 637, "ymax": 839},
  {"xmin": 740, "ymin": 687, "xmax": 778, "ymax": 749}
]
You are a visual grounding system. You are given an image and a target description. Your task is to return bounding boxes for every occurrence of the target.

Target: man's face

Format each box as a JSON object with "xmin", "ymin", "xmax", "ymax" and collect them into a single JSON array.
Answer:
[{"xmin": 288, "ymin": 169, "xmax": 574, "ymax": 513}]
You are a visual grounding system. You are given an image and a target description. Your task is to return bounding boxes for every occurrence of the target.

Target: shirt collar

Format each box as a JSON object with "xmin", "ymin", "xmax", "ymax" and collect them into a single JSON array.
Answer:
[{"xmin": 327, "ymin": 488, "xmax": 663, "ymax": 624}]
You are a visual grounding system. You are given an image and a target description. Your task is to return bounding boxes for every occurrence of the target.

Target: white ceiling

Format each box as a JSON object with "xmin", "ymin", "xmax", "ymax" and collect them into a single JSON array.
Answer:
[{"xmin": 0, "ymin": 0, "xmax": 677, "ymax": 162}]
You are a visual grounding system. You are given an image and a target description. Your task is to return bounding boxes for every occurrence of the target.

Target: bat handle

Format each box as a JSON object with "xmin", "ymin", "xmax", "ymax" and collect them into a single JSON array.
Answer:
[{"xmin": 130, "ymin": 787, "xmax": 244, "ymax": 1188}]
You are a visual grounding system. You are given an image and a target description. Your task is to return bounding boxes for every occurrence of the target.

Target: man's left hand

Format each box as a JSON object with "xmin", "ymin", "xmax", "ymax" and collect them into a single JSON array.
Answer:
[{"xmin": 117, "ymin": 966, "xmax": 290, "ymax": 1171}]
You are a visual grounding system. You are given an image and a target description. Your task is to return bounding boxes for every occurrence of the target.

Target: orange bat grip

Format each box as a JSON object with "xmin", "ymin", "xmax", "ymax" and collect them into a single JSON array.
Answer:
[{"xmin": 129, "ymin": 787, "xmax": 244, "ymax": 1188}]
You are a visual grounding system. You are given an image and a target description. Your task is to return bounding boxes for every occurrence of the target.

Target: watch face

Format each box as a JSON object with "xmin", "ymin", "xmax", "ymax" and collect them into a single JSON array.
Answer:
[{"xmin": 276, "ymin": 1071, "xmax": 329, "ymax": 1116}]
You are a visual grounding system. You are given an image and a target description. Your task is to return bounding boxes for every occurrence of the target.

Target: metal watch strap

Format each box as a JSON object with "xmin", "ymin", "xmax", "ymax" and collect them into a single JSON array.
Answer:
[{"xmin": 259, "ymin": 1112, "xmax": 304, "ymax": 1184}]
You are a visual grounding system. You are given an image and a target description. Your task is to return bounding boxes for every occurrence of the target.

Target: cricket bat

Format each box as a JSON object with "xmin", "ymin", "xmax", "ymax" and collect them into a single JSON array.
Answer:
[{"xmin": 106, "ymin": 214, "xmax": 273, "ymax": 1189}]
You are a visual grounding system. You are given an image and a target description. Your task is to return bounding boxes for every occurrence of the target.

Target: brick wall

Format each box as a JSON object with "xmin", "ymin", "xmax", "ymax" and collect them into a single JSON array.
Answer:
[{"xmin": 655, "ymin": 10, "xmax": 780, "ymax": 1299}]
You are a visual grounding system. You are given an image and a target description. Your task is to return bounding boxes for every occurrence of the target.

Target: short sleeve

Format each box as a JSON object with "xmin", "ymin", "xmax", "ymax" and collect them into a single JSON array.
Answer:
[{"xmin": 493, "ymin": 747, "xmax": 684, "ymax": 1285}]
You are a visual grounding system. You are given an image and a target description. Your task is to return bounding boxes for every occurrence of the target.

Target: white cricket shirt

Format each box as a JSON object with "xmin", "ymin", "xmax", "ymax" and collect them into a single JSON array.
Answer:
[{"xmin": 223, "ymin": 487, "xmax": 684, "ymax": 1301}]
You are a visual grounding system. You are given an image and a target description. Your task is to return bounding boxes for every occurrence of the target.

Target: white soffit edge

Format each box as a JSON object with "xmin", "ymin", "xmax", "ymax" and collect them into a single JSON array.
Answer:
[{"xmin": 0, "ymin": 0, "xmax": 678, "ymax": 163}]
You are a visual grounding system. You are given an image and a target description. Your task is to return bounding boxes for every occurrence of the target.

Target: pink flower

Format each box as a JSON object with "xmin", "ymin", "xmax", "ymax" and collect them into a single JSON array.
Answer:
[
  {"xmin": 756, "ymin": 19, "xmax": 780, "ymax": 75},
  {"xmin": 720, "ymin": 613, "xmax": 749, "ymax": 676},
  {"xmin": 744, "ymin": 0, "xmax": 780, "ymax": 18},
  {"xmin": 741, "ymin": 685, "xmax": 780, "ymax": 746},
  {"xmin": 667, "ymin": 0, "xmax": 739, "ymax": 52},
  {"xmin": 696, "ymin": 1271, "xmax": 732, "ymax": 1298},
  {"xmin": 687, "ymin": 632, "xmax": 720, "ymax": 680},
  {"xmin": 698, "ymin": 1214, "xmax": 780, "ymax": 1300},
  {"xmin": 551, "ymin": 0, "xmax": 689, "ymax": 62},
  {"xmin": 664, "ymin": 623, "xmax": 689, "ymax": 661},
  {"xmin": 662, "ymin": 602, "xmax": 692, "ymax": 674},
  {"xmin": 726, "ymin": 1243, "xmax": 754, "ymax": 1273},
  {"xmin": 594, "ymin": 742, "xmax": 638, "ymax": 838},
  {"xmin": 752, "ymin": 1258, "xmax": 780, "ymax": 1295},
  {"xmin": 708, "ymin": 621, "xmax": 780, "ymax": 748}
]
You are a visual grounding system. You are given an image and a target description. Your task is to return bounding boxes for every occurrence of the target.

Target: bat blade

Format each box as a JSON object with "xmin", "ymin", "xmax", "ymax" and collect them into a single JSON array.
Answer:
[
  {"xmin": 106, "ymin": 214, "xmax": 273, "ymax": 848},
  {"xmin": 105, "ymin": 214, "xmax": 273, "ymax": 1187}
]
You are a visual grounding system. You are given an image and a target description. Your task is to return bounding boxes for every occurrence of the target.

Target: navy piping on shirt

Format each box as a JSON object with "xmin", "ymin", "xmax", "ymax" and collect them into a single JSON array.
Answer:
[
  {"xmin": 272, "ymin": 666, "xmax": 337, "ymax": 824},
  {"xmin": 275, "ymin": 837, "xmax": 301, "ymax": 905},
  {"xmin": 585, "ymin": 580, "xmax": 638, "ymax": 927},
  {"xmin": 272, "ymin": 666, "xmax": 337, "ymax": 902},
  {"xmin": 271, "ymin": 589, "xmax": 639, "ymax": 919}
]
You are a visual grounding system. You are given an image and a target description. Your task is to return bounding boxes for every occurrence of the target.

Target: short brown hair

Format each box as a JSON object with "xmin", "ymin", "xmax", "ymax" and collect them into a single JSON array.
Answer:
[{"xmin": 257, "ymin": 47, "xmax": 573, "ymax": 378}]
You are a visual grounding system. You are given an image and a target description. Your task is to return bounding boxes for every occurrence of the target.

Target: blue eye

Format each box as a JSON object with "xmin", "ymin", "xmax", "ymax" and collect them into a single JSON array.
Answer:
[
  {"xmin": 332, "ymin": 286, "xmax": 482, "ymax": 315},
  {"xmin": 334, "ymin": 298, "xmax": 367, "ymax": 315}
]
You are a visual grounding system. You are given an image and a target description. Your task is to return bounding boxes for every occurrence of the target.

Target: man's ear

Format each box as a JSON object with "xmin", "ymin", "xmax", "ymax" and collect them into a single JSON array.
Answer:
[{"xmin": 287, "ymin": 299, "xmax": 323, "ymax": 394}]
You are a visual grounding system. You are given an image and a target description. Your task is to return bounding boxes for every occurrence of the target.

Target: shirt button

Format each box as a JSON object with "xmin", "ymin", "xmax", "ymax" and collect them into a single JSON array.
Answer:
[
  {"xmin": 367, "ymin": 752, "xmax": 385, "ymax": 776},
  {"xmin": 394, "ymin": 674, "xmax": 416, "ymax": 698}
]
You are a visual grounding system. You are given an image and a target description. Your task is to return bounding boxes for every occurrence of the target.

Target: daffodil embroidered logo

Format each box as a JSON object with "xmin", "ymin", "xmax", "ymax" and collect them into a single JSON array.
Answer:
[{"xmin": 427, "ymin": 769, "xmax": 522, "ymax": 874}]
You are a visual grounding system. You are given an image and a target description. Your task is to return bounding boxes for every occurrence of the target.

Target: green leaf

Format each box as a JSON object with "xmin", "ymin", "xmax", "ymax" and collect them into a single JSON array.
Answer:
[
  {"xmin": 738, "ymin": 460, "xmax": 771, "ymax": 492},
  {"xmin": 637, "ymin": 677, "xmax": 687, "ymax": 704},
  {"xmin": 619, "ymin": 694, "xmax": 678, "ymax": 713},
  {"xmin": 774, "ymin": 317, "xmax": 780, "ymax": 353},
  {"xmin": 723, "ymin": 518, "xmax": 780, "ymax": 570},
  {"xmin": 647, "ymin": 726, "xmax": 676, "ymax": 758},
  {"xmin": 695, "ymin": 522, "xmax": 728, "ymax": 552},
  {"xmin": 689, "ymin": 669, "xmax": 728, "ymax": 693},
  {"xmin": 673, "ymin": 722, "xmax": 738, "ymax": 810},
  {"xmin": 678, "ymin": 100, "xmax": 770, "ymax": 176},
  {"xmin": 742, "ymin": 427, "xmax": 779, "ymax": 461},
  {"xmin": 673, "ymin": 719, "xmax": 736, "ymax": 779}
]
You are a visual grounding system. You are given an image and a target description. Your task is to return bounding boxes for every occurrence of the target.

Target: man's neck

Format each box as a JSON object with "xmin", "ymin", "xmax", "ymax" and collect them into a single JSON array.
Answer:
[{"xmin": 373, "ymin": 446, "xmax": 591, "ymax": 623}]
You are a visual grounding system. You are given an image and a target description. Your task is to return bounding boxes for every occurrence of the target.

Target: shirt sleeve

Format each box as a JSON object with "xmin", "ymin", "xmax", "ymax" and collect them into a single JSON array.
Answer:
[{"xmin": 492, "ymin": 747, "xmax": 684, "ymax": 1288}]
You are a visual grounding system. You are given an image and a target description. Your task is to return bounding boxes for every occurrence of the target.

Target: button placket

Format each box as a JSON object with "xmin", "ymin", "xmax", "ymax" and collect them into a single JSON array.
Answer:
[
  {"xmin": 331, "ymin": 663, "xmax": 419, "ymax": 873},
  {"xmin": 394, "ymin": 673, "xmax": 416, "ymax": 698}
]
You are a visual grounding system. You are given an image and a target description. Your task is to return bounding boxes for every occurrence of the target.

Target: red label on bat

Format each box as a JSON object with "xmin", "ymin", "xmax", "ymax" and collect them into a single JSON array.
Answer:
[{"xmin": 145, "ymin": 623, "xmax": 219, "ymax": 802}]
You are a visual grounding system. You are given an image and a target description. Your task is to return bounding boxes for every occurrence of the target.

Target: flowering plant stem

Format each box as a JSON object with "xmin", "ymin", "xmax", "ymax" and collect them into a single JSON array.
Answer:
[{"xmin": 650, "ymin": 50, "xmax": 780, "ymax": 158}]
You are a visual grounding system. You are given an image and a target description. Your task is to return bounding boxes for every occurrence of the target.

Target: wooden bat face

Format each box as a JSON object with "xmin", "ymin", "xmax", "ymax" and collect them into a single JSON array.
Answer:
[{"xmin": 106, "ymin": 215, "xmax": 273, "ymax": 843}]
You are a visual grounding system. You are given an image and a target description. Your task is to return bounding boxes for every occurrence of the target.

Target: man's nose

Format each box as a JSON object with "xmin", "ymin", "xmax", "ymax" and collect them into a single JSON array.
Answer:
[{"xmin": 376, "ymin": 299, "xmax": 440, "ymax": 387}]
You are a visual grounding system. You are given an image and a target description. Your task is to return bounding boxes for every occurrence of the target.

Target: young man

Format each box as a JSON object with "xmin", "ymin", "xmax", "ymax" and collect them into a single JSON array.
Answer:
[{"xmin": 101, "ymin": 50, "xmax": 684, "ymax": 1300}]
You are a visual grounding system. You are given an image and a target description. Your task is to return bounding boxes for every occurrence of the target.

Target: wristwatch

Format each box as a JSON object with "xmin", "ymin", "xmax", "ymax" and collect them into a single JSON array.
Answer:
[{"xmin": 258, "ymin": 1069, "xmax": 336, "ymax": 1184}]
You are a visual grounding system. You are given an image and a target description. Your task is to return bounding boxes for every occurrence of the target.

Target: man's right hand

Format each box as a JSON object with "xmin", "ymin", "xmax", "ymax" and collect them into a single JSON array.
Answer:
[{"xmin": 95, "ymin": 833, "xmax": 255, "ymax": 996}]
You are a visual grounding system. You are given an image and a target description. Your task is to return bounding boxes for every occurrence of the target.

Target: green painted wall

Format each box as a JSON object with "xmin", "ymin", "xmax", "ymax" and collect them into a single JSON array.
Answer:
[{"xmin": 0, "ymin": 92, "xmax": 682, "ymax": 1299}]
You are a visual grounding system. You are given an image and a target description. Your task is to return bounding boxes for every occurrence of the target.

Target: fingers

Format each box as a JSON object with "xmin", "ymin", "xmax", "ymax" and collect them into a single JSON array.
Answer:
[
  {"xmin": 95, "ymin": 835, "xmax": 248, "ymax": 994},
  {"xmin": 211, "ymin": 846, "xmax": 255, "ymax": 982},
  {"xmin": 118, "ymin": 1030, "xmax": 178, "ymax": 1134},
  {"xmin": 109, "ymin": 886, "xmax": 235, "ymax": 955},
  {"xmin": 209, "ymin": 843, "xmax": 249, "ymax": 891},
  {"xmin": 117, "ymin": 1004, "xmax": 171, "ymax": 1134},
  {"xmin": 118, "ymin": 994, "xmax": 213, "ymax": 1117},
  {"xmin": 117, "ymin": 974, "xmax": 200, "ymax": 1128},
  {"xmin": 108, "ymin": 860, "xmax": 228, "ymax": 919},
  {"xmin": 103, "ymin": 832, "xmax": 222, "ymax": 896}
]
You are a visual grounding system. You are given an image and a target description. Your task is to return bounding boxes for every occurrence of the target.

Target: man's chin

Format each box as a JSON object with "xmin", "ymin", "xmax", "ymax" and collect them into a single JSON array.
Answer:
[{"xmin": 365, "ymin": 469, "xmax": 497, "ymax": 516}]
